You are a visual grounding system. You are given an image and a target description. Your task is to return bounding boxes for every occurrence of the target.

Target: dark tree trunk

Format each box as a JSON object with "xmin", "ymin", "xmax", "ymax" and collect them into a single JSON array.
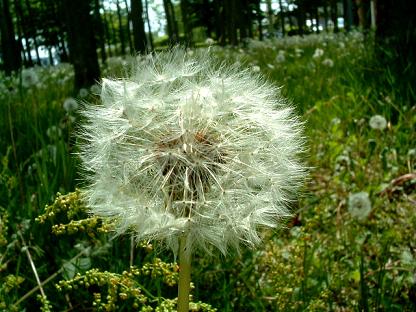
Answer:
[
  {"xmin": 376, "ymin": 0, "xmax": 416, "ymax": 89},
  {"xmin": 116, "ymin": 0, "xmax": 126, "ymax": 55},
  {"xmin": 144, "ymin": 0, "xmax": 154, "ymax": 50},
  {"xmin": 94, "ymin": 0, "xmax": 107, "ymax": 64},
  {"xmin": 278, "ymin": 0, "xmax": 285, "ymax": 36},
  {"xmin": 14, "ymin": 0, "xmax": 33, "ymax": 66},
  {"xmin": 238, "ymin": 0, "xmax": 250, "ymax": 40},
  {"xmin": 214, "ymin": 0, "xmax": 224, "ymax": 44},
  {"xmin": 131, "ymin": 0, "xmax": 147, "ymax": 53},
  {"xmin": 355, "ymin": 0, "xmax": 370, "ymax": 30},
  {"xmin": 266, "ymin": 0, "xmax": 273, "ymax": 36},
  {"xmin": 102, "ymin": 5, "xmax": 114, "ymax": 57},
  {"xmin": 225, "ymin": 0, "xmax": 237, "ymax": 45},
  {"xmin": 314, "ymin": 6, "xmax": 320, "ymax": 33},
  {"xmin": 163, "ymin": 0, "xmax": 179, "ymax": 44},
  {"xmin": 61, "ymin": 0, "xmax": 100, "ymax": 89},
  {"xmin": 343, "ymin": 0, "xmax": 353, "ymax": 31},
  {"xmin": 296, "ymin": 1, "xmax": 305, "ymax": 35},
  {"xmin": 330, "ymin": 0, "xmax": 338, "ymax": 32},
  {"xmin": 124, "ymin": 0, "xmax": 134, "ymax": 53},
  {"xmin": 24, "ymin": 0, "xmax": 41, "ymax": 64},
  {"xmin": 323, "ymin": 1, "xmax": 329, "ymax": 30},
  {"xmin": 181, "ymin": 0, "xmax": 193, "ymax": 45},
  {"xmin": 0, "ymin": 0, "xmax": 21, "ymax": 75},
  {"xmin": 254, "ymin": 0, "xmax": 263, "ymax": 40}
]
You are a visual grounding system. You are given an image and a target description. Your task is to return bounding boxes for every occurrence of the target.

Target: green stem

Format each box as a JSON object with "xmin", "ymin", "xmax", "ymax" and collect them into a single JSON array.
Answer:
[{"xmin": 177, "ymin": 235, "xmax": 191, "ymax": 312}]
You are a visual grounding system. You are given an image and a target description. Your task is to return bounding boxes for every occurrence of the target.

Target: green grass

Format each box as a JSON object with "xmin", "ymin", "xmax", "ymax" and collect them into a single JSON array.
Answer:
[{"xmin": 1, "ymin": 31, "xmax": 415, "ymax": 311}]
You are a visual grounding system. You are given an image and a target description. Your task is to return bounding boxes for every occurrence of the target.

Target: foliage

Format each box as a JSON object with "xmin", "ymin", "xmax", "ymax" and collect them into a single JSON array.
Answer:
[{"xmin": 1, "ymin": 31, "xmax": 415, "ymax": 311}]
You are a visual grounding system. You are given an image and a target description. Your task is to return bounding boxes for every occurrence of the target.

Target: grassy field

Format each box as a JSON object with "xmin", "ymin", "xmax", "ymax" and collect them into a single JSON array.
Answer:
[{"xmin": 1, "ymin": 31, "xmax": 415, "ymax": 311}]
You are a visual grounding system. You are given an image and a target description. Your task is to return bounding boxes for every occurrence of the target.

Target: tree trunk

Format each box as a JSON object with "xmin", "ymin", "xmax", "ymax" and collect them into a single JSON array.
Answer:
[
  {"xmin": 24, "ymin": 0, "xmax": 41, "ymax": 65},
  {"xmin": 323, "ymin": 1, "xmax": 329, "ymax": 30},
  {"xmin": 124, "ymin": 0, "xmax": 134, "ymax": 53},
  {"xmin": 355, "ymin": 0, "xmax": 369, "ymax": 30},
  {"xmin": 0, "ymin": 0, "xmax": 21, "ymax": 75},
  {"xmin": 14, "ymin": 0, "xmax": 32, "ymax": 66},
  {"xmin": 254, "ymin": 0, "xmax": 263, "ymax": 40},
  {"xmin": 116, "ymin": 0, "xmax": 126, "ymax": 55},
  {"xmin": 266, "ymin": 0, "xmax": 274, "ymax": 36},
  {"xmin": 61, "ymin": 0, "xmax": 100, "ymax": 89},
  {"xmin": 278, "ymin": 0, "xmax": 285, "ymax": 36},
  {"xmin": 181, "ymin": 0, "xmax": 193, "ymax": 45},
  {"xmin": 144, "ymin": 0, "xmax": 154, "ymax": 50},
  {"xmin": 314, "ymin": 6, "xmax": 320, "ymax": 33},
  {"xmin": 296, "ymin": 1, "xmax": 305, "ymax": 35},
  {"xmin": 343, "ymin": 0, "xmax": 353, "ymax": 31},
  {"xmin": 131, "ymin": 0, "xmax": 147, "ymax": 53},
  {"xmin": 163, "ymin": 0, "xmax": 179, "ymax": 44},
  {"xmin": 94, "ymin": 0, "xmax": 107, "ymax": 64},
  {"xmin": 376, "ymin": 0, "xmax": 416, "ymax": 86},
  {"xmin": 330, "ymin": 0, "xmax": 338, "ymax": 32}
]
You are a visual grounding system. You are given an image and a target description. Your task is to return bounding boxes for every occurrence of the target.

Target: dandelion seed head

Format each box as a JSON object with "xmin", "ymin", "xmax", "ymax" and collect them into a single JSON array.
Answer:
[
  {"xmin": 63, "ymin": 97, "xmax": 79, "ymax": 113},
  {"xmin": 79, "ymin": 48, "xmax": 306, "ymax": 256},
  {"xmin": 275, "ymin": 50, "xmax": 286, "ymax": 63},
  {"xmin": 79, "ymin": 88, "xmax": 89, "ymax": 98},
  {"xmin": 369, "ymin": 115, "xmax": 387, "ymax": 130},
  {"xmin": 21, "ymin": 68, "xmax": 39, "ymax": 88},
  {"xmin": 348, "ymin": 192, "xmax": 372, "ymax": 221},
  {"xmin": 313, "ymin": 48, "xmax": 324, "ymax": 58},
  {"xmin": 322, "ymin": 58, "xmax": 334, "ymax": 67}
]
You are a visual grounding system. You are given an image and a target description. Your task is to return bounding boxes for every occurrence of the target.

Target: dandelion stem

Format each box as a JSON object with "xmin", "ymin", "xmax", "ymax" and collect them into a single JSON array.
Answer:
[
  {"xmin": 18, "ymin": 232, "xmax": 46, "ymax": 298},
  {"xmin": 177, "ymin": 234, "xmax": 191, "ymax": 312}
]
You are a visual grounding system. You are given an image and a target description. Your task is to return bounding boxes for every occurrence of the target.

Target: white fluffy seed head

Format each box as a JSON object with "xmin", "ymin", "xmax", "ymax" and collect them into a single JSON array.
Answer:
[{"xmin": 79, "ymin": 48, "xmax": 306, "ymax": 257}]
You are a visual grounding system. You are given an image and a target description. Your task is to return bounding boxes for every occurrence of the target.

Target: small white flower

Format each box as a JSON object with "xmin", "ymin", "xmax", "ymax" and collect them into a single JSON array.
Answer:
[
  {"xmin": 21, "ymin": 68, "xmax": 39, "ymax": 88},
  {"xmin": 313, "ymin": 48, "xmax": 324, "ymax": 58},
  {"xmin": 331, "ymin": 117, "xmax": 341, "ymax": 125},
  {"xmin": 322, "ymin": 58, "xmax": 334, "ymax": 67},
  {"xmin": 80, "ymin": 49, "xmax": 305, "ymax": 256},
  {"xmin": 63, "ymin": 97, "xmax": 79, "ymax": 113},
  {"xmin": 275, "ymin": 50, "xmax": 286, "ymax": 63},
  {"xmin": 348, "ymin": 192, "xmax": 372, "ymax": 220},
  {"xmin": 46, "ymin": 126, "xmax": 62, "ymax": 139},
  {"xmin": 369, "ymin": 115, "xmax": 387, "ymax": 130},
  {"xmin": 267, "ymin": 64, "xmax": 275, "ymax": 69},
  {"xmin": 205, "ymin": 38, "xmax": 215, "ymax": 45},
  {"xmin": 79, "ymin": 88, "xmax": 89, "ymax": 98},
  {"xmin": 251, "ymin": 65, "xmax": 261, "ymax": 72},
  {"xmin": 90, "ymin": 84, "xmax": 101, "ymax": 95}
]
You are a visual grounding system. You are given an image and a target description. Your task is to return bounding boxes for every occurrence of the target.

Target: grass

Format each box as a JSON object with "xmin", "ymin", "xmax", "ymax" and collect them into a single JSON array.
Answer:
[{"xmin": 1, "ymin": 31, "xmax": 415, "ymax": 311}]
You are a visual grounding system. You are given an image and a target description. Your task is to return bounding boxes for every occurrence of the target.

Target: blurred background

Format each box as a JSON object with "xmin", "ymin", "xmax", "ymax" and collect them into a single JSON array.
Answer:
[{"xmin": 0, "ymin": 1, "xmax": 415, "ymax": 311}]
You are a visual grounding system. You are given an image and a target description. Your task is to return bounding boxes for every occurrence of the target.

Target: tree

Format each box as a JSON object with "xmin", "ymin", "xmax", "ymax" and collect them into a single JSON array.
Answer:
[
  {"xmin": 375, "ymin": 0, "xmax": 416, "ymax": 100},
  {"xmin": 61, "ymin": 0, "xmax": 100, "ymax": 89},
  {"xmin": 0, "ymin": 0, "xmax": 21, "ymax": 75},
  {"xmin": 163, "ymin": 0, "xmax": 179, "ymax": 45},
  {"xmin": 131, "ymin": 0, "xmax": 147, "ymax": 53}
]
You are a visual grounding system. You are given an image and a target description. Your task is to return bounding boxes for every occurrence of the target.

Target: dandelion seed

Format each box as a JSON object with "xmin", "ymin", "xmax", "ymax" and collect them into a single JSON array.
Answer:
[
  {"xmin": 369, "ymin": 115, "xmax": 387, "ymax": 130},
  {"xmin": 90, "ymin": 84, "xmax": 101, "ymax": 95},
  {"xmin": 251, "ymin": 65, "xmax": 261, "ymax": 72},
  {"xmin": 21, "ymin": 68, "xmax": 39, "ymax": 88},
  {"xmin": 205, "ymin": 38, "xmax": 215, "ymax": 45},
  {"xmin": 63, "ymin": 97, "xmax": 79, "ymax": 113},
  {"xmin": 322, "ymin": 58, "xmax": 334, "ymax": 67},
  {"xmin": 79, "ymin": 88, "xmax": 89, "ymax": 98},
  {"xmin": 275, "ymin": 50, "xmax": 286, "ymax": 63},
  {"xmin": 313, "ymin": 48, "xmax": 324, "ymax": 58},
  {"xmin": 348, "ymin": 192, "xmax": 372, "ymax": 221},
  {"xmin": 79, "ymin": 48, "xmax": 306, "ymax": 256},
  {"xmin": 46, "ymin": 126, "xmax": 62, "ymax": 139}
]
